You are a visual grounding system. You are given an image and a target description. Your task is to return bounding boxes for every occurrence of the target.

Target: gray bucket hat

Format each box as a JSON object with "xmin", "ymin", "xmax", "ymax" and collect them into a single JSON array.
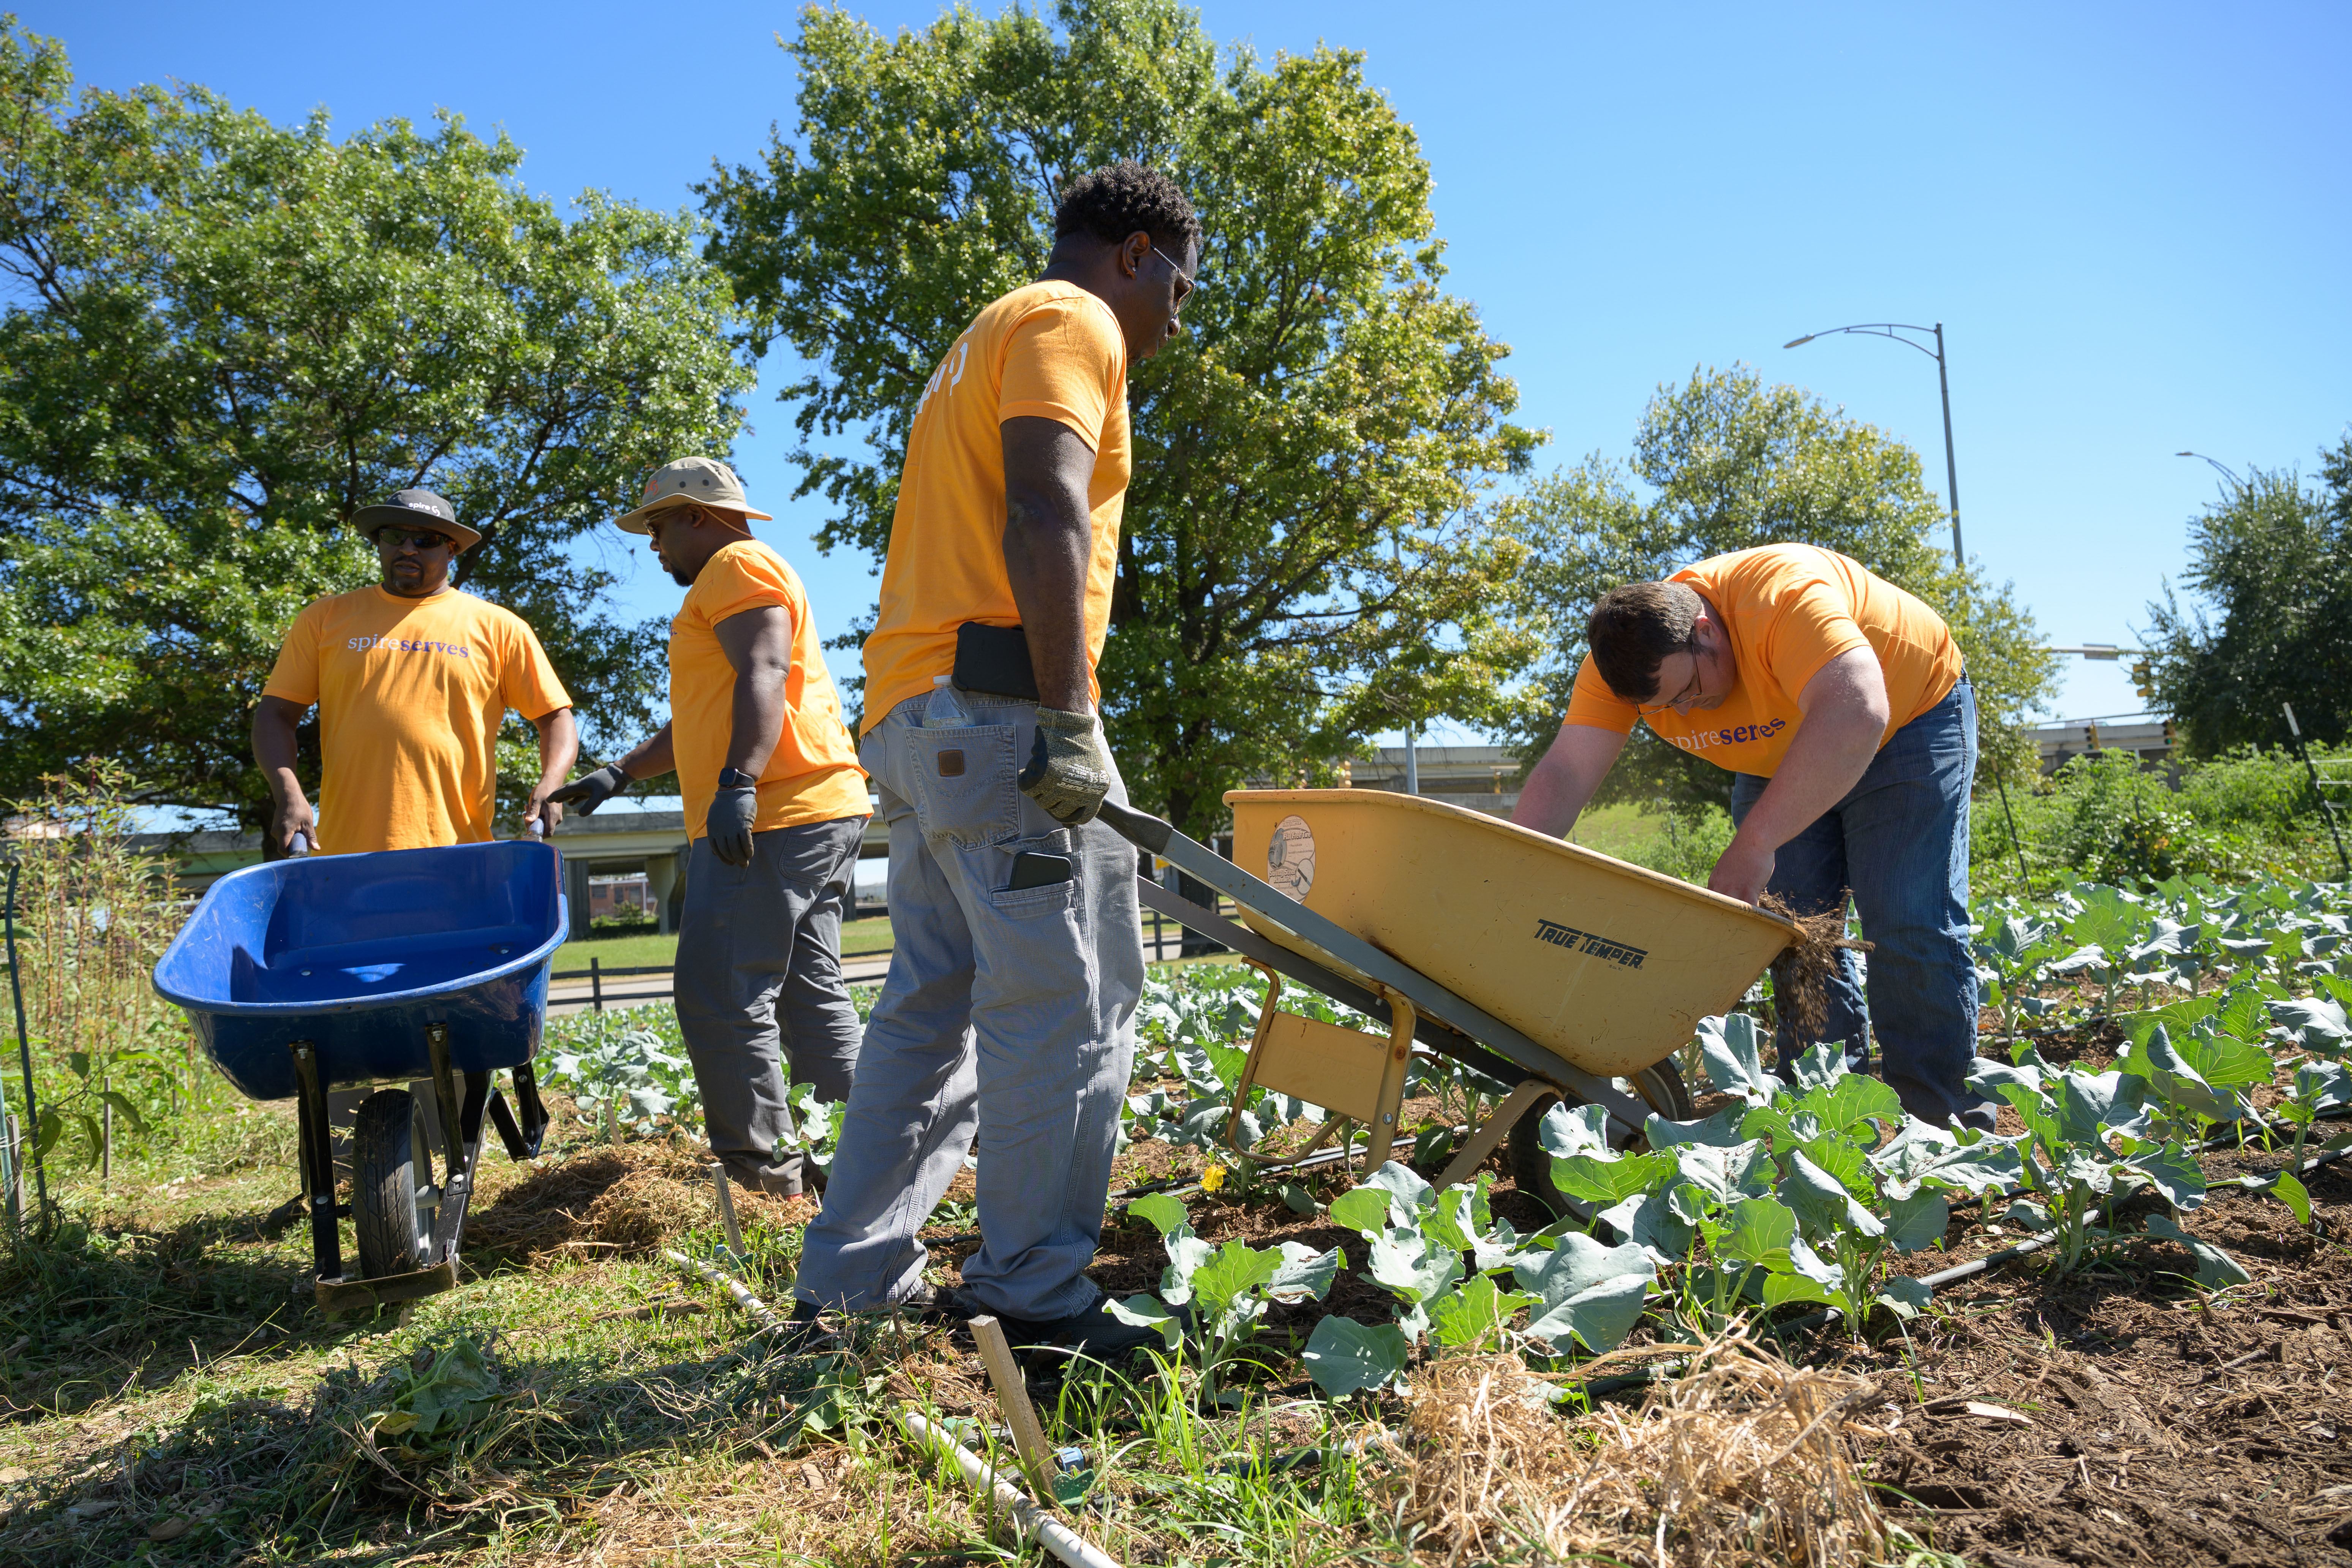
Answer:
[
  {"xmin": 349, "ymin": 488, "xmax": 481, "ymax": 549},
  {"xmin": 614, "ymin": 457, "xmax": 774, "ymax": 536}
]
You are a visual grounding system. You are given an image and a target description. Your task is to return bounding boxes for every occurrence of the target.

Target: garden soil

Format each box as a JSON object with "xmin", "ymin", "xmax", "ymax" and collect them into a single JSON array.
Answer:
[{"xmin": 910, "ymin": 1079, "xmax": 2352, "ymax": 1567}]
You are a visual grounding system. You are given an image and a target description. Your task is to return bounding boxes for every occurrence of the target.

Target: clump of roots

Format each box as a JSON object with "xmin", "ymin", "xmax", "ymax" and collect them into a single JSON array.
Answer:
[
  {"xmin": 1381, "ymin": 1329, "xmax": 1888, "ymax": 1568},
  {"xmin": 1759, "ymin": 893, "xmax": 1870, "ymax": 1046}
]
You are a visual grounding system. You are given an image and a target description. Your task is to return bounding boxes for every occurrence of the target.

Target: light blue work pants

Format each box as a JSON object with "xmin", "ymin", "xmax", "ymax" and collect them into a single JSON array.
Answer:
[{"xmin": 794, "ymin": 692, "xmax": 1144, "ymax": 1322}]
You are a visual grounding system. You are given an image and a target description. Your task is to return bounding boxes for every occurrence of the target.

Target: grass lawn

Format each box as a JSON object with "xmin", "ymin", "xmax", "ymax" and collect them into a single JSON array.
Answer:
[
  {"xmin": 553, "ymin": 912, "xmax": 895, "ymax": 973},
  {"xmin": 1565, "ymin": 799, "xmax": 1665, "ymax": 858}
]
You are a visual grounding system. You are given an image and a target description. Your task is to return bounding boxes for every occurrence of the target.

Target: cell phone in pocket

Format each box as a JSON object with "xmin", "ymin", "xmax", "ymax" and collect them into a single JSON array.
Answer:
[{"xmin": 1006, "ymin": 851, "xmax": 1074, "ymax": 890}]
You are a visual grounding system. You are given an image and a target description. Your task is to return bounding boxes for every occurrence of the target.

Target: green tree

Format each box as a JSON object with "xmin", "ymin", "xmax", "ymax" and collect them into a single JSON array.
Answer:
[
  {"xmin": 0, "ymin": 21, "xmax": 755, "ymax": 826},
  {"xmin": 702, "ymin": 0, "xmax": 1540, "ymax": 834},
  {"xmin": 1504, "ymin": 364, "xmax": 2058, "ymax": 809},
  {"xmin": 2141, "ymin": 435, "xmax": 2352, "ymax": 754}
]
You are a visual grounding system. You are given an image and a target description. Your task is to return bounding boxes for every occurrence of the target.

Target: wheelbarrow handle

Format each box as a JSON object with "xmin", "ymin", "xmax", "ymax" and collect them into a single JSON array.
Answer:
[{"xmin": 1094, "ymin": 799, "xmax": 1172, "ymax": 855}]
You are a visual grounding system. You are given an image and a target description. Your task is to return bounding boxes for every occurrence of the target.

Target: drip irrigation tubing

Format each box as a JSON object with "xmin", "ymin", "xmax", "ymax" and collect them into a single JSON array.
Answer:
[{"xmin": 900, "ymin": 1409, "xmax": 1123, "ymax": 1568}]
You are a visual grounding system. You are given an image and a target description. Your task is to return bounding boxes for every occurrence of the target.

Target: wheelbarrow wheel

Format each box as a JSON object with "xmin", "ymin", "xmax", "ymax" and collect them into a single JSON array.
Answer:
[
  {"xmin": 1506, "ymin": 1059, "xmax": 1694, "ymax": 1222},
  {"xmin": 352, "ymin": 1089, "xmax": 438, "ymax": 1279}
]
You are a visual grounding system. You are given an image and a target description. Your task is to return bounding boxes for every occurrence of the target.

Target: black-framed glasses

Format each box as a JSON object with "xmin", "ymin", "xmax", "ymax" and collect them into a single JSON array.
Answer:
[
  {"xmin": 376, "ymin": 527, "xmax": 455, "ymax": 552},
  {"xmin": 1636, "ymin": 635, "xmax": 1706, "ymax": 716}
]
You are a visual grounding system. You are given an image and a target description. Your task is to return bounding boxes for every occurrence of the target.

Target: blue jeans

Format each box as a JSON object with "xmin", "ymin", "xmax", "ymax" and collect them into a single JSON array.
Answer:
[
  {"xmin": 1729, "ymin": 677, "xmax": 1988, "ymax": 1130},
  {"xmin": 794, "ymin": 692, "xmax": 1144, "ymax": 1322}
]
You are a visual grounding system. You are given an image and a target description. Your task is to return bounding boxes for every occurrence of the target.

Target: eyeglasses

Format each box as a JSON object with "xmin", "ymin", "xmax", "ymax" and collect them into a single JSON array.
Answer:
[
  {"xmin": 1152, "ymin": 244, "xmax": 1198, "ymax": 303},
  {"xmin": 1636, "ymin": 635, "xmax": 1707, "ymax": 716},
  {"xmin": 376, "ymin": 527, "xmax": 455, "ymax": 552}
]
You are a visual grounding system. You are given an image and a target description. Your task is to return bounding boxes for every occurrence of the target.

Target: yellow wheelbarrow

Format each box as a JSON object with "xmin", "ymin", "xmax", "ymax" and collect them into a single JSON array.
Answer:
[{"xmin": 1099, "ymin": 790, "xmax": 1795, "ymax": 1211}]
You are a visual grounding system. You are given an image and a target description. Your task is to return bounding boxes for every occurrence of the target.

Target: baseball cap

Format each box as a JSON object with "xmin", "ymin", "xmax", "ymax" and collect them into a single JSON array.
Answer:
[{"xmin": 613, "ymin": 457, "xmax": 774, "ymax": 536}]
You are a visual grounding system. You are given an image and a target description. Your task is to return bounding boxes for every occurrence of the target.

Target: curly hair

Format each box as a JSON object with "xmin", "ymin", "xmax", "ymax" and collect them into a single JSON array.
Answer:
[{"xmin": 1053, "ymin": 160, "xmax": 1201, "ymax": 254}]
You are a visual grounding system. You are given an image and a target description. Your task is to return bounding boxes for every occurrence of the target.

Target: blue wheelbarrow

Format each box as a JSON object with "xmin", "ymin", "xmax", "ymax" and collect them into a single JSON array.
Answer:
[{"xmin": 152, "ymin": 840, "xmax": 566, "ymax": 1314}]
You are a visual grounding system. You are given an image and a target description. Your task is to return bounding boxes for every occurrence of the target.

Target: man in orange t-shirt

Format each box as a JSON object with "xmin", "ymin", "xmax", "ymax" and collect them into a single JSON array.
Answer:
[
  {"xmin": 254, "ymin": 487, "xmax": 579, "ymax": 856},
  {"xmin": 793, "ymin": 162, "xmax": 1198, "ymax": 1360},
  {"xmin": 1514, "ymin": 544, "xmax": 1987, "ymax": 1130},
  {"xmin": 551, "ymin": 458, "xmax": 871, "ymax": 1198}
]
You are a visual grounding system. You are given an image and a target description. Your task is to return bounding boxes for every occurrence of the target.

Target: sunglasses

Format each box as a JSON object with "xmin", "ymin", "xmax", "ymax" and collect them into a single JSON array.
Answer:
[{"xmin": 376, "ymin": 527, "xmax": 457, "ymax": 552}]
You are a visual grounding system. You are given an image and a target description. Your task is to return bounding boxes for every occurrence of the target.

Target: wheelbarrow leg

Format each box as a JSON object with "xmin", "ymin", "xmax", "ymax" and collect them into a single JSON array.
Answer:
[
  {"xmin": 1433, "ymin": 1078, "xmax": 1554, "ymax": 1192},
  {"xmin": 424, "ymin": 1023, "xmax": 491, "ymax": 1265},
  {"xmin": 1361, "ymin": 988, "xmax": 1416, "ymax": 1171},
  {"xmin": 288, "ymin": 1041, "xmax": 343, "ymax": 1284}
]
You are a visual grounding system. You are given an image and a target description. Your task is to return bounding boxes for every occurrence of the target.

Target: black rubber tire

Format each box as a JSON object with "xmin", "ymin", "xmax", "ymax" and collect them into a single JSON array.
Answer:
[
  {"xmin": 1506, "ymin": 1059, "xmax": 1696, "ymax": 1222},
  {"xmin": 352, "ymin": 1089, "xmax": 436, "ymax": 1280}
]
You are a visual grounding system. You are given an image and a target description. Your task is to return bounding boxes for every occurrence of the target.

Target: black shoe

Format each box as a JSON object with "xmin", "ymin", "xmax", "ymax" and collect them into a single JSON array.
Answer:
[{"xmin": 985, "ymin": 1295, "xmax": 1171, "ymax": 1368}]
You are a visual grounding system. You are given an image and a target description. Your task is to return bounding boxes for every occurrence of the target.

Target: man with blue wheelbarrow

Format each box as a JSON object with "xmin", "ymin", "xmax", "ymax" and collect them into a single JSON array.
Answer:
[
  {"xmin": 1513, "ymin": 543, "xmax": 1993, "ymax": 1133},
  {"xmin": 551, "ymin": 458, "xmax": 871, "ymax": 1200},
  {"xmin": 253, "ymin": 486, "xmax": 580, "ymax": 856},
  {"xmin": 252, "ymin": 487, "xmax": 582, "ymax": 1192},
  {"xmin": 789, "ymin": 162, "xmax": 1199, "ymax": 1364}
]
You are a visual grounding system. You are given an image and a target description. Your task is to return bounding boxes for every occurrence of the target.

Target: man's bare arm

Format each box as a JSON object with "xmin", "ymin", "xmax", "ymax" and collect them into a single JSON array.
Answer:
[
  {"xmin": 714, "ymin": 604, "xmax": 793, "ymax": 776},
  {"xmin": 525, "ymin": 707, "xmax": 581, "ymax": 833},
  {"xmin": 1707, "ymin": 646, "xmax": 1890, "ymax": 903},
  {"xmin": 1002, "ymin": 415, "xmax": 1098, "ymax": 714},
  {"xmin": 1511, "ymin": 724, "xmax": 1630, "ymax": 838},
  {"xmin": 251, "ymin": 695, "xmax": 316, "ymax": 857}
]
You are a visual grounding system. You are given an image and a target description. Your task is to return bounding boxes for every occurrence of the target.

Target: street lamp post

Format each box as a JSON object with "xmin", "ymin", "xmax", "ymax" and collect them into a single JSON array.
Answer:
[
  {"xmin": 2177, "ymin": 451, "xmax": 2243, "ymax": 490},
  {"xmin": 1785, "ymin": 322, "xmax": 1965, "ymax": 567}
]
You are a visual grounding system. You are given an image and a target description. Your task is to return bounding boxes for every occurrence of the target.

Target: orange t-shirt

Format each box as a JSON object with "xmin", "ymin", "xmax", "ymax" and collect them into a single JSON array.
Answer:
[
  {"xmin": 1563, "ymin": 544, "xmax": 1962, "ymax": 777},
  {"xmin": 670, "ymin": 539, "xmax": 869, "ymax": 839},
  {"xmin": 262, "ymin": 586, "xmax": 572, "ymax": 854},
  {"xmin": 861, "ymin": 280, "xmax": 1130, "ymax": 733}
]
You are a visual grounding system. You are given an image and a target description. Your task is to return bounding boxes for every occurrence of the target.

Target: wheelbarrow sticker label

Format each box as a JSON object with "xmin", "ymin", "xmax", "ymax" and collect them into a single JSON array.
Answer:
[
  {"xmin": 1534, "ymin": 918, "xmax": 1647, "ymax": 970},
  {"xmin": 1265, "ymin": 815, "xmax": 1316, "ymax": 900}
]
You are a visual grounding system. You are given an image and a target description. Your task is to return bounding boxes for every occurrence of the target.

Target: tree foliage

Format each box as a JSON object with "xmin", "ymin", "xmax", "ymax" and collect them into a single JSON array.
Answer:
[
  {"xmin": 2141, "ymin": 435, "xmax": 2352, "ymax": 755},
  {"xmin": 702, "ymin": 0, "xmax": 1540, "ymax": 833},
  {"xmin": 1504, "ymin": 365, "xmax": 2059, "ymax": 808},
  {"xmin": 0, "ymin": 21, "xmax": 755, "ymax": 825}
]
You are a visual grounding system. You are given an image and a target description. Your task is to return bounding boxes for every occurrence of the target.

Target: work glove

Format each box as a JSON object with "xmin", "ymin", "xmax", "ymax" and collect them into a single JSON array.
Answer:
[
  {"xmin": 707, "ymin": 784, "xmax": 760, "ymax": 868},
  {"xmin": 548, "ymin": 762, "xmax": 632, "ymax": 817},
  {"xmin": 1018, "ymin": 706, "xmax": 1113, "ymax": 826}
]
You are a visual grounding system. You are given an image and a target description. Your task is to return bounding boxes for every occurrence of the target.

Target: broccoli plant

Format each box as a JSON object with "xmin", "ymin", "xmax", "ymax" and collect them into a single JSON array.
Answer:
[
  {"xmin": 1106, "ymin": 1192, "xmax": 1341, "ymax": 1399},
  {"xmin": 1966, "ymin": 1054, "xmax": 2215, "ymax": 1276}
]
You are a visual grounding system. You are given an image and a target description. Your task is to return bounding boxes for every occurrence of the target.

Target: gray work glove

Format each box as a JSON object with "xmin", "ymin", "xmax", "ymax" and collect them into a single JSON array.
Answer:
[
  {"xmin": 548, "ymin": 762, "xmax": 631, "ymax": 817},
  {"xmin": 707, "ymin": 784, "xmax": 759, "ymax": 868},
  {"xmin": 1018, "ymin": 706, "xmax": 1113, "ymax": 826}
]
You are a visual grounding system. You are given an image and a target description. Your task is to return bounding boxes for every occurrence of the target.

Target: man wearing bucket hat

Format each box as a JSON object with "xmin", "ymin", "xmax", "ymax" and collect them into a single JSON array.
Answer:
[
  {"xmin": 253, "ymin": 487, "xmax": 579, "ymax": 858},
  {"xmin": 549, "ymin": 458, "xmax": 871, "ymax": 1198},
  {"xmin": 790, "ymin": 161, "xmax": 1198, "ymax": 1361}
]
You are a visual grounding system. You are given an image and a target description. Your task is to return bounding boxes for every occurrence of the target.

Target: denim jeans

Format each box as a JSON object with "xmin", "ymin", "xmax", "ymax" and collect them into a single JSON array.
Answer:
[
  {"xmin": 1729, "ymin": 677, "xmax": 1989, "ymax": 1130},
  {"xmin": 793, "ymin": 691, "xmax": 1144, "ymax": 1322},
  {"xmin": 673, "ymin": 815, "xmax": 869, "ymax": 1180}
]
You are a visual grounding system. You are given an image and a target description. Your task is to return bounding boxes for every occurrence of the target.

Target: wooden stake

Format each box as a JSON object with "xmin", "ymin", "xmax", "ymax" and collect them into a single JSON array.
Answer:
[
  {"xmin": 707, "ymin": 1161, "xmax": 746, "ymax": 1262},
  {"xmin": 968, "ymin": 1314, "xmax": 1060, "ymax": 1497}
]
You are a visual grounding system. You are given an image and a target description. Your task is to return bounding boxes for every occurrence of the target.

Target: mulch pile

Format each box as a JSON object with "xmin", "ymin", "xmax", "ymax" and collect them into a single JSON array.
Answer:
[{"xmin": 465, "ymin": 1140, "xmax": 814, "ymax": 1262}]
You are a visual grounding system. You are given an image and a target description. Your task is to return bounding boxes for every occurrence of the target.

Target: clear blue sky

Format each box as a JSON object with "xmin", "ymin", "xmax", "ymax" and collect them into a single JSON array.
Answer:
[{"xmin": 35, "ymin": 1, "xmax": 2351, "ymax": 741}]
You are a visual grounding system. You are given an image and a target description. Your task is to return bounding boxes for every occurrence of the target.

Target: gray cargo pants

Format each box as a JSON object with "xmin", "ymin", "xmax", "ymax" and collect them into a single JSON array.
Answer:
[
  {"xmin": 674, "ymin": 814, "xmax": 869, "ymax": 1181},
  {"xmin": 795, "ymin": 692, "xmax": 1144, "ymax": 1323}
]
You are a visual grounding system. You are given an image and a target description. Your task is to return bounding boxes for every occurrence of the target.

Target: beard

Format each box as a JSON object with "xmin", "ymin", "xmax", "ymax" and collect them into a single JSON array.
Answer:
[{"xmin": 666, "ymin": 565, "xmax": 694, "ymax": 586}]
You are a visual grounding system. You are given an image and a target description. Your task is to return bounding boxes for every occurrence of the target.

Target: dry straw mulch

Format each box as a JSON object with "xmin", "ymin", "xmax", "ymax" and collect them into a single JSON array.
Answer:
[
  {"xmin": 1381, "ymin": 1330, "xmax": 1890, "ymax": 1568},
  {"xmin": 465, "ymin": 1140, "xmax": 814, "ymax": 1261}
]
